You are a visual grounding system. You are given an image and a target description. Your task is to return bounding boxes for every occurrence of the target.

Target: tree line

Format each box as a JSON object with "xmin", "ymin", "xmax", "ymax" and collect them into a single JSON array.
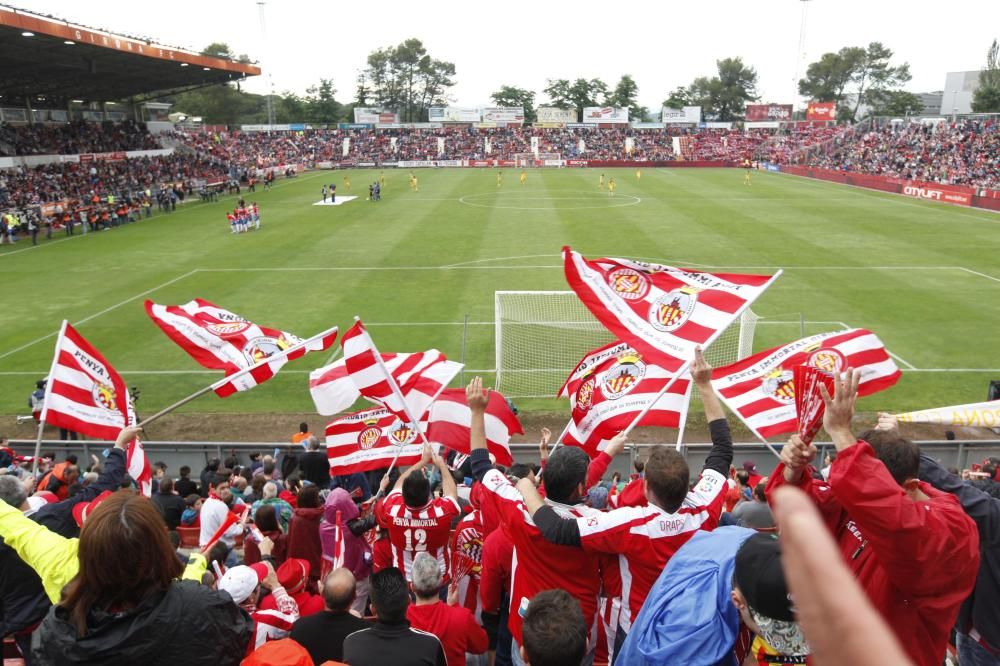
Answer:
[{"xmin": 169, "ymin": 38, "xmax": 1000, "ymax": 125}]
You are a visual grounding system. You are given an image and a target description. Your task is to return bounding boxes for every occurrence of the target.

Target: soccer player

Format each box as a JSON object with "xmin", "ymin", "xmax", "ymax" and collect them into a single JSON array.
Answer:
[
  {"xmin": 412, "ymin": 176, "xmax": 419, "ymax": 192},
  {"xmin": 519, "ymin": 170, "xmax": 527, "ymax": 186},
  {"xmin": 608, "ymin": 178, "xmax": 616, "ymax": 197},
  {"xmin": 496, "ymin": 171, "xmax": 503, "ymax": 188},
  {"xmin": 599, "ymin": 173, "xmax": 605, "ymax": 190},
  {"xmin": 635, "ymin": 169, "xmax": 642, "ymax": 181},
  {"xmin": 226, "ymin": 210, "xmax": 236, "ymax": 234},
  {"xmin": 251, "ymin": 202, "xmax": 260, "ymax": 230},
  {"xmin": 344, "ymin": 175, "xmax": 351, "ymax": 192},
  {"xmin": 321, "ymin": 185, "xmax": 327, "ymax": 203},
  {"xmin": 375, "ymin": 443, "xmax": 459, "ymax": 583},
  {"xmin": 379, "ymin": 171, "xmax": 386, "ymax": 189},
  {"xmin": 743, "ymin": 158, "xmax": 753, "ymax": 186},
  {"xmin": 330, "ymin": 184, "xmax": 336, "ymax": 203},
  {"xmin": 409, "ymin": 172, "xmax": 416, "ymax": 190},
  {"xmin": 515, "ymin": 348, "xmax": 733, "ymax": 657}
]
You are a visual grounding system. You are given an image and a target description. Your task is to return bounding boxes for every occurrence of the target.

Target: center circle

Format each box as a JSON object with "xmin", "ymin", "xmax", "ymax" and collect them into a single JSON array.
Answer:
[{"xmin": 458, "ymin": 190, "xmax": 641, "ymax": 211}]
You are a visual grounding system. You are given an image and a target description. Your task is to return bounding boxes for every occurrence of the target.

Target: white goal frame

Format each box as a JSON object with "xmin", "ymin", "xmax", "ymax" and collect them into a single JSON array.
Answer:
[
  {"xmin": 494, "ymin": 290, "xmax": 759, "ymax": 398},
  {"xmin": 513, "ymin": 152, "xmax": 563, "ymax": 167}
]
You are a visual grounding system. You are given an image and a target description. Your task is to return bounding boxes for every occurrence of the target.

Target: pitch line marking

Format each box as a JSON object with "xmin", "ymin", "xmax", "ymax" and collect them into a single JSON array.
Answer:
[
  {"xmin": 887, "ymin": 351, "xmax": 918, "ymax": 371},
  {"xmin": 958, "ymin": 267, "xmax": 1000, "ymax": 284},
  {"xmin": 0, "ymin": 269, "xmax": 200, "ymax": 361}
]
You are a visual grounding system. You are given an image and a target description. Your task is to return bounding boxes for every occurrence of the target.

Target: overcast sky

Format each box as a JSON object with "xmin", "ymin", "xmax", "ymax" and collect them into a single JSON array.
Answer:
[{"xmin": 22, "ymin": 0, "xmax": 1000, "ymax": 110}]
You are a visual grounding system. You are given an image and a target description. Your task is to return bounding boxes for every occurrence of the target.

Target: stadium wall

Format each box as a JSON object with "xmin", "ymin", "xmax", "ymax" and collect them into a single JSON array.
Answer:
[
  {"xmin": 774, "ymin": 164, "xmax": 1000, "ymax": 212},
  {"xmin": 318, "ymin": 159, "xmax": 734, "ymax": 169}
]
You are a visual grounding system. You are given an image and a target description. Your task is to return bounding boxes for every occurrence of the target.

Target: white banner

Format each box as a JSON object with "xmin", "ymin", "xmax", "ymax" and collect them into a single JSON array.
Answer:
[
  {"xmin": 481, "ymin": 107, "xmax": 525, "ymax": 123},
  {"xmin": 530, "ymin": 136, "xmax": 539, "ymax": 157},
  {"xmin": 353, "ymin": 108, "xmax": 399, "ymax": 124},
  {"xmin": 428, "ymin": 107, "xmax": 446, "ymax": 122},
  {"xmin": 661, "ymin": 106, "xmax": 701, "ymax": 124},
  {"xmin": 582, "ymin": 107, "xmax": 629, "ymax": 124},
  {"xmin": 536, "ymin": 107, "xmax": 577, "ymax": 124},
  {"xmin": 390, "ymin": 137, "xmax": 398, "ymax": 153},
  {"xmin": 896, "ymin": 401, "xmax": 1000, "ymax": 428},
  {"xmin": 443, "ymin": 106, "xmax": 481, "ymax": 122},
  {"xmin": 342, "ymin": 138, "xmax": 350, "ymax": 157},
  {"xmin": 437, "ymin": 137, "xmax": 445, "ymax": 156}
]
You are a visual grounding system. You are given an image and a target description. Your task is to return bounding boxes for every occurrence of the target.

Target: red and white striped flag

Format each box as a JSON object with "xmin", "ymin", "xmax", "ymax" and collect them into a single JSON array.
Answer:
[
  {"xmin": 326, "ymin": 407, "xmax": 426, "ymax": 475},
  {"xmin": 41, "ymin": 322, "xmax": 152, "ymax": 495},
  {"xmin": 144, "ymin": 299, "xmax": 337, "ymax": 396},
  {"xmin": 563, "ymin": 247, "xmax": 778, "ymax": 370},
  {"xmin": 710, "ymin": 328, "xmax": 901, "ymax": 440},
  {"xmin": 426, "ymin": 388, "xmax": 522, "ymax": 466},
  {"xmin": 310, "ymin": 320, "xmax": 461, "ymax": 419},
  {"xmin": 559, "ymin": 340, "xmax": 692, "ymax": 457}
]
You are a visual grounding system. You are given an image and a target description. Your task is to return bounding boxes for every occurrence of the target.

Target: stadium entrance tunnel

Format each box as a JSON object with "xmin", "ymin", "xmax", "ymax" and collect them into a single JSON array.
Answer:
[{"xmin": 458, "ymin": 191, "xmax": 641, "ymax": 211}]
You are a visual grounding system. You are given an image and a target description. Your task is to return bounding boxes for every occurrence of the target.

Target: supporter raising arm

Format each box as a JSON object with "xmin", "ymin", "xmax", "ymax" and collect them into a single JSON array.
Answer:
[
  {"xmin": 765, "ymin": 369, "xmax": 980, "ymax": 666},
  {"xmin": 513, "ymin": 347, "xmax": 734, "ymax": 646}
]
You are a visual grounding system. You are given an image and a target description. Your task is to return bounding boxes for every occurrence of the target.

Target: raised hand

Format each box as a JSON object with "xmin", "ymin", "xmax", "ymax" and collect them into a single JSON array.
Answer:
[
  {"xmin": 466, "ymin": 376, "xmax": 490, "ymax": 413},
  {"xmin": 114, "ymin": 425, "xmax": 144, "ymax": 450},
  {"xmin": 539, "ymin": 427, "xmax": 551, "ymax": 462},
  {"xmin": 690, "ymin": 346, "xmax": 713, "ymax": 385},
  {"xmin": 819, "ymin": 368, "xmax": 860, "ymax": 445},
  {"xmin": 780, "ymin": 434, "xmax": 817, "ymax": 473},
  {"xmin": 875, "ymin": 412, "xmax": 898, "ymax": 432}
]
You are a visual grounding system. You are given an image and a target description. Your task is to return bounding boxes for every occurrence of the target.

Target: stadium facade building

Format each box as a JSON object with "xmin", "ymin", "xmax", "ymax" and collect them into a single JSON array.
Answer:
[{"xmin": 940, "ymin": 71, "xmax": 982, "ymax": 115}]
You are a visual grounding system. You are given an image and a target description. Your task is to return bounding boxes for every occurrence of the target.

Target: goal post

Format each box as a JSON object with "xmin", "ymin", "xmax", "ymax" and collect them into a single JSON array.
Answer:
[
  {"xmin": 513, "ymin": 152, "xmax": 563, "ymax": 167},
  {"xmin": 494, "ymin": 291, "xmax": 758, "ymax": 398}
]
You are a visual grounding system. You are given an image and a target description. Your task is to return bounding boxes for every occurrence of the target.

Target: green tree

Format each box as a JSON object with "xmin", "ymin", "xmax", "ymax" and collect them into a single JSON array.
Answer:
[
  {"xmin": 490, "ymin": 85, "xmax": 536, "ymax": 122},
  {"xmin": 201, "ymin": 42, "xmax": 236, "ymax": 59},
  {"xmin": 361, "ymin": 38, "xmax": 457, "ymax": 122},
  {"xmin": 866, "ymin": 89, "xmax": 924, "ymax": 116},
  {"xmin": 972, "ymin": 39, "xmax": 1000, "ymax": 113},
  {"xmin": 542, "ymin": 79, "xmax": 573, "ymax": 109},
  {"xmin": 544, "ymin": 78, "xmax": 609, "ymax": 121},
  {"xmin": 850, "ymin": 42, "xmax": 911, "ymax": 120},
  {"xmin": 662, "ymin": 86, "xmax": 691, "ymax": 109},
  {"xmin": 680, "ymin": 58, "xmax": 757, "ymax": 121},
  {"xmin": 798, "ymin": 48, "xmax": 864, "ymax": 102},
  {"xmin": 608, "ymin": 75, "xmax": 645, "ymax": 121},
  {"xmin": 304, "ymin": 79, "xmax": 341, "ymax": 123}
]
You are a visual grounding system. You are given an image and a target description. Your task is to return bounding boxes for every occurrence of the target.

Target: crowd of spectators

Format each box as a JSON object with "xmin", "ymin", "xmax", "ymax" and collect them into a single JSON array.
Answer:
[
  {"xmin": 1, "ymin": 357, "xmax": 997, "ymax": 666},
  {"xmin": 805, "ymin": 118, "xmax": 1000, "ymax": 189},
  {"xmin": 0, "ymin": 120, "xmax": 161, "ymax": 156}
]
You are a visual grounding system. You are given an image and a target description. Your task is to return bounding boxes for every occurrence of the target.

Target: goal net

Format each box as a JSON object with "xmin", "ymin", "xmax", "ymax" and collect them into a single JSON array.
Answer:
[
  {"xmin": 494, "ymin": 291, "xmax": 758, "ymax": 398},
  {"xmin": 513, "ymin": 152, "xmax": 563, "ymax": 167}
]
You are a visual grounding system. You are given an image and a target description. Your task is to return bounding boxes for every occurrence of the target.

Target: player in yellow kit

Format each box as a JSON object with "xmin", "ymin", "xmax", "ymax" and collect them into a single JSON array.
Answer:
[
  {"xmin": 380, "ymin": 171, "xmax": 386, "ymax": 189},
  {"xmin": 743, "ymin": 159, "xmax": 752, "ymax": 186},
  {"xmin": 409, "ymin": 172, "xmax": 416, "ymax": 190},
  {"xmin": 635, "ymin": 169, "xmax": 642, "ymax": 181},
  {"xmin": 519, "ymin": 170, "xmax": 527, "ymax": 186},
  {"xmin": 496, "ymin": 171, "xmax": 503, "ymax": 187},
  {"xmin": 344, "ymin": 175, "xmax": 351, "ymax": 192},
  {"xmin": 608, "ymin": 177, "xmax": 617, "ymax": 196},
  {"xmin": 599, "ymin": 173, "xmax": 605, "ymax": 190}
]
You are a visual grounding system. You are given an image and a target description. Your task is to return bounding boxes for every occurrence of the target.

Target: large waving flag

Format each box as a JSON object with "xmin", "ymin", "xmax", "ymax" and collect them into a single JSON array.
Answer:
[
  {"xmin": 41, "ymin": 322, "xmax": 152, "ymax": 495},
  {"xmin": 710, "ymin": 328, "xmax": 901, "ymax": 440},
  {"xmin": 145, "ymin": 299, "xmax": 337, "ymax": 396},
  {"xmin": 311, "ymin": 320, "xmax": 461, "ymax": 420},
  {"xmin": 426, "ymin": 388, "xmax": 522, "ymax": 466},
  {"xmin": 326, "ymin": 407, "xmax": 425, "ymax": 475},
  {"xmin": 559, "ymin": 340, "xmax": 692, "ymax": 457},
  {"xmin": 563, "ymin": 248, "xmax": 778, "ymax": 369},
  {"xmin": 896, "ymin": 400, "xmax": 1000, "ymax": 428}
]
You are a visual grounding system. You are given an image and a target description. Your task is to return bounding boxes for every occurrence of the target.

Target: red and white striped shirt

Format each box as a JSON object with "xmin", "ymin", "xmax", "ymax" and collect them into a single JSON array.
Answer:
[
  {"xmin": 377, "ymin": 490, "xmax": 460, "ymax": 582},
  {"xmin": 575, "ymin": 468, "xmax": 727, "ymax": 632}
]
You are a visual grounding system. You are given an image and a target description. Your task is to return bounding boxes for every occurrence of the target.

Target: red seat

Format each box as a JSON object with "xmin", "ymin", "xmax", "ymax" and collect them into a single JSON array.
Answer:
[{"xmin": 176, "ymin": 526, "xmax": 200, "ymax": 548}]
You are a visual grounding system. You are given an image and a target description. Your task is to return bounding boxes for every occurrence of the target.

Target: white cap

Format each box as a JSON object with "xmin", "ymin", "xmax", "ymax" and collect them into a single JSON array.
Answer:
[{"xmin": 218, "ymin": 564, "xmax": 265, "ymax": 605}]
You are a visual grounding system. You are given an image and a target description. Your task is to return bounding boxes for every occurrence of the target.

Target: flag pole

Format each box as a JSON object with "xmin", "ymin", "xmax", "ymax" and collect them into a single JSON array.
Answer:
[
  {"xmin": 621, "ymin": 269, "xmax": 783, "ymax": 439},
  {"xmin": 138, "ymin": 325, "xmax": 338, "ymax": 428},
  {"xmin": 354, "ymin": 317, "xmax": 433, "ymax": 449},
  {"xmin": 32, "ymin": 320, "xmax": 68, "ymax": 474},
  {"xmin": 675, "ymin": 382, "xmax": 693, "ymax": 452}
]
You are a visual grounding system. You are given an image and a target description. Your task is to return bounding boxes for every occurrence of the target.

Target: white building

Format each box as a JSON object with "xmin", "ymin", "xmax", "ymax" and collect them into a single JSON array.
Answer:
[{"xmin": 940, "ymin": 71, "xmax": 982, "ymax": 115}]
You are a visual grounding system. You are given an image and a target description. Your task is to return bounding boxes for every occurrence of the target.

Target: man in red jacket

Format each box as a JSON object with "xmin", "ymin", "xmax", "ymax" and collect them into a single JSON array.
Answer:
[
  {"xmin": 407, "ymin": 552, "xmax": 488, "ymax": 666},
  {"xmin": 765, "ymin": 369, "xmax": 980, "ymax": 666}
]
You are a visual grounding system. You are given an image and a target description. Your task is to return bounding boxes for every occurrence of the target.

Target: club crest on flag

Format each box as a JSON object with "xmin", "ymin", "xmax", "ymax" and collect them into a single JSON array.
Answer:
[
  {"xmin": 358, "ymin": 419, "xmax": 382, "ymax": 450},
  {"xmin": 648, "ymin": 287, "xmax": 700, "ymax": 332},
  {"xmin": 91, "ymin": 382, "xmax": 120, "ymax": 413},
  {"xmin": 242, "ymin": 335, "xmax": 293, "ymax": 364},
  {"xmin": 607, "ymin": 268, "xmax": 650, "ymax": 301},
  {"xmin": 761, "ymin": 368, "xmax": 796, "ymax": 404},
  {"xmin": 205, "ymin": 321, "xmax": 251, "ymax": 337},
  {"xmin": 600, "ymin": 352, "xmax": 646, "ymax": 400},
  {"xmin": 575, "ymin": 375, "xmax": 598, "ymax": 412},
  {"xmin": 388, "ymin": 420, "xmax": 417, "ymax": 447},
  {"xmin": 805, "ymin": 347, "xmax": 847, "ymax": 374}
]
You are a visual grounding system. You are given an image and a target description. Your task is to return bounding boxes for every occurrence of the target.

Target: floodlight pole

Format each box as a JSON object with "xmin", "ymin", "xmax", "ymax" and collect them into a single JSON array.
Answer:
[
  {"xmin": 257, "ymin": 1, "xmax": 276, "ymax": 128},
  {"xmin": 793, "ymin": 0, "xmax": 812, "ymax": 108}
]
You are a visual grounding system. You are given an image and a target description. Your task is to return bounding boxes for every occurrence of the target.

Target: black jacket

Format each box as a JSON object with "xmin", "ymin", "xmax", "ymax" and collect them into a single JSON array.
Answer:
[
  {"xmin": 32, "ymin": 448, "xmax": 127, "ymax": 539},
  {"xmin": 31, "ymin": 580, "xmax": 251, "ymax": 666},
  {"xmin": 342, "ymin": 620, "xmax": 445, "ymax": 666},
  {"xmin": 174, "ymin": 476, "xmax": 199, "ymax": 498},
  {"xmin": 152, "ymin": 493, "xmax": 187, "ymax": 530},
  {"xmin": 0, "ymin": 537, "xmax": 50, "ymax": 637},
  {"xmin": 298, "ymin": 451, "xmax": 330, "ymax": 488},
  {"xmin": 289, "ymin": 609, "xmax": 370, "ymax": 664},
  {"xmin": 920, "ymin": 455, "xmax": 1000, "ymax": 651}
]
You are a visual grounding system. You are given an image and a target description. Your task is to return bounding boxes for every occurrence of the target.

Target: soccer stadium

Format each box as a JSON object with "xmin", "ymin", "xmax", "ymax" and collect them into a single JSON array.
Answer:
[{"xmin": 0, "ymin": 2, "xmax": 999, "ymax": 665}]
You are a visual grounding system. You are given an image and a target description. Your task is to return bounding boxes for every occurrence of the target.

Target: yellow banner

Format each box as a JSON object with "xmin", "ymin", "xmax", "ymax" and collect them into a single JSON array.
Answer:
[{"xmin": 895, "ymin": 401, "xmax": 1000, "ymax": 427}]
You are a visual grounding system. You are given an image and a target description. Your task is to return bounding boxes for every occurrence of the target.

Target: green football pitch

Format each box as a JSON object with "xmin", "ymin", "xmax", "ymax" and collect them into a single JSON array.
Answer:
[{"xmin": 1, "ymin": 167, "xmax": 998, "ymax": 418}]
